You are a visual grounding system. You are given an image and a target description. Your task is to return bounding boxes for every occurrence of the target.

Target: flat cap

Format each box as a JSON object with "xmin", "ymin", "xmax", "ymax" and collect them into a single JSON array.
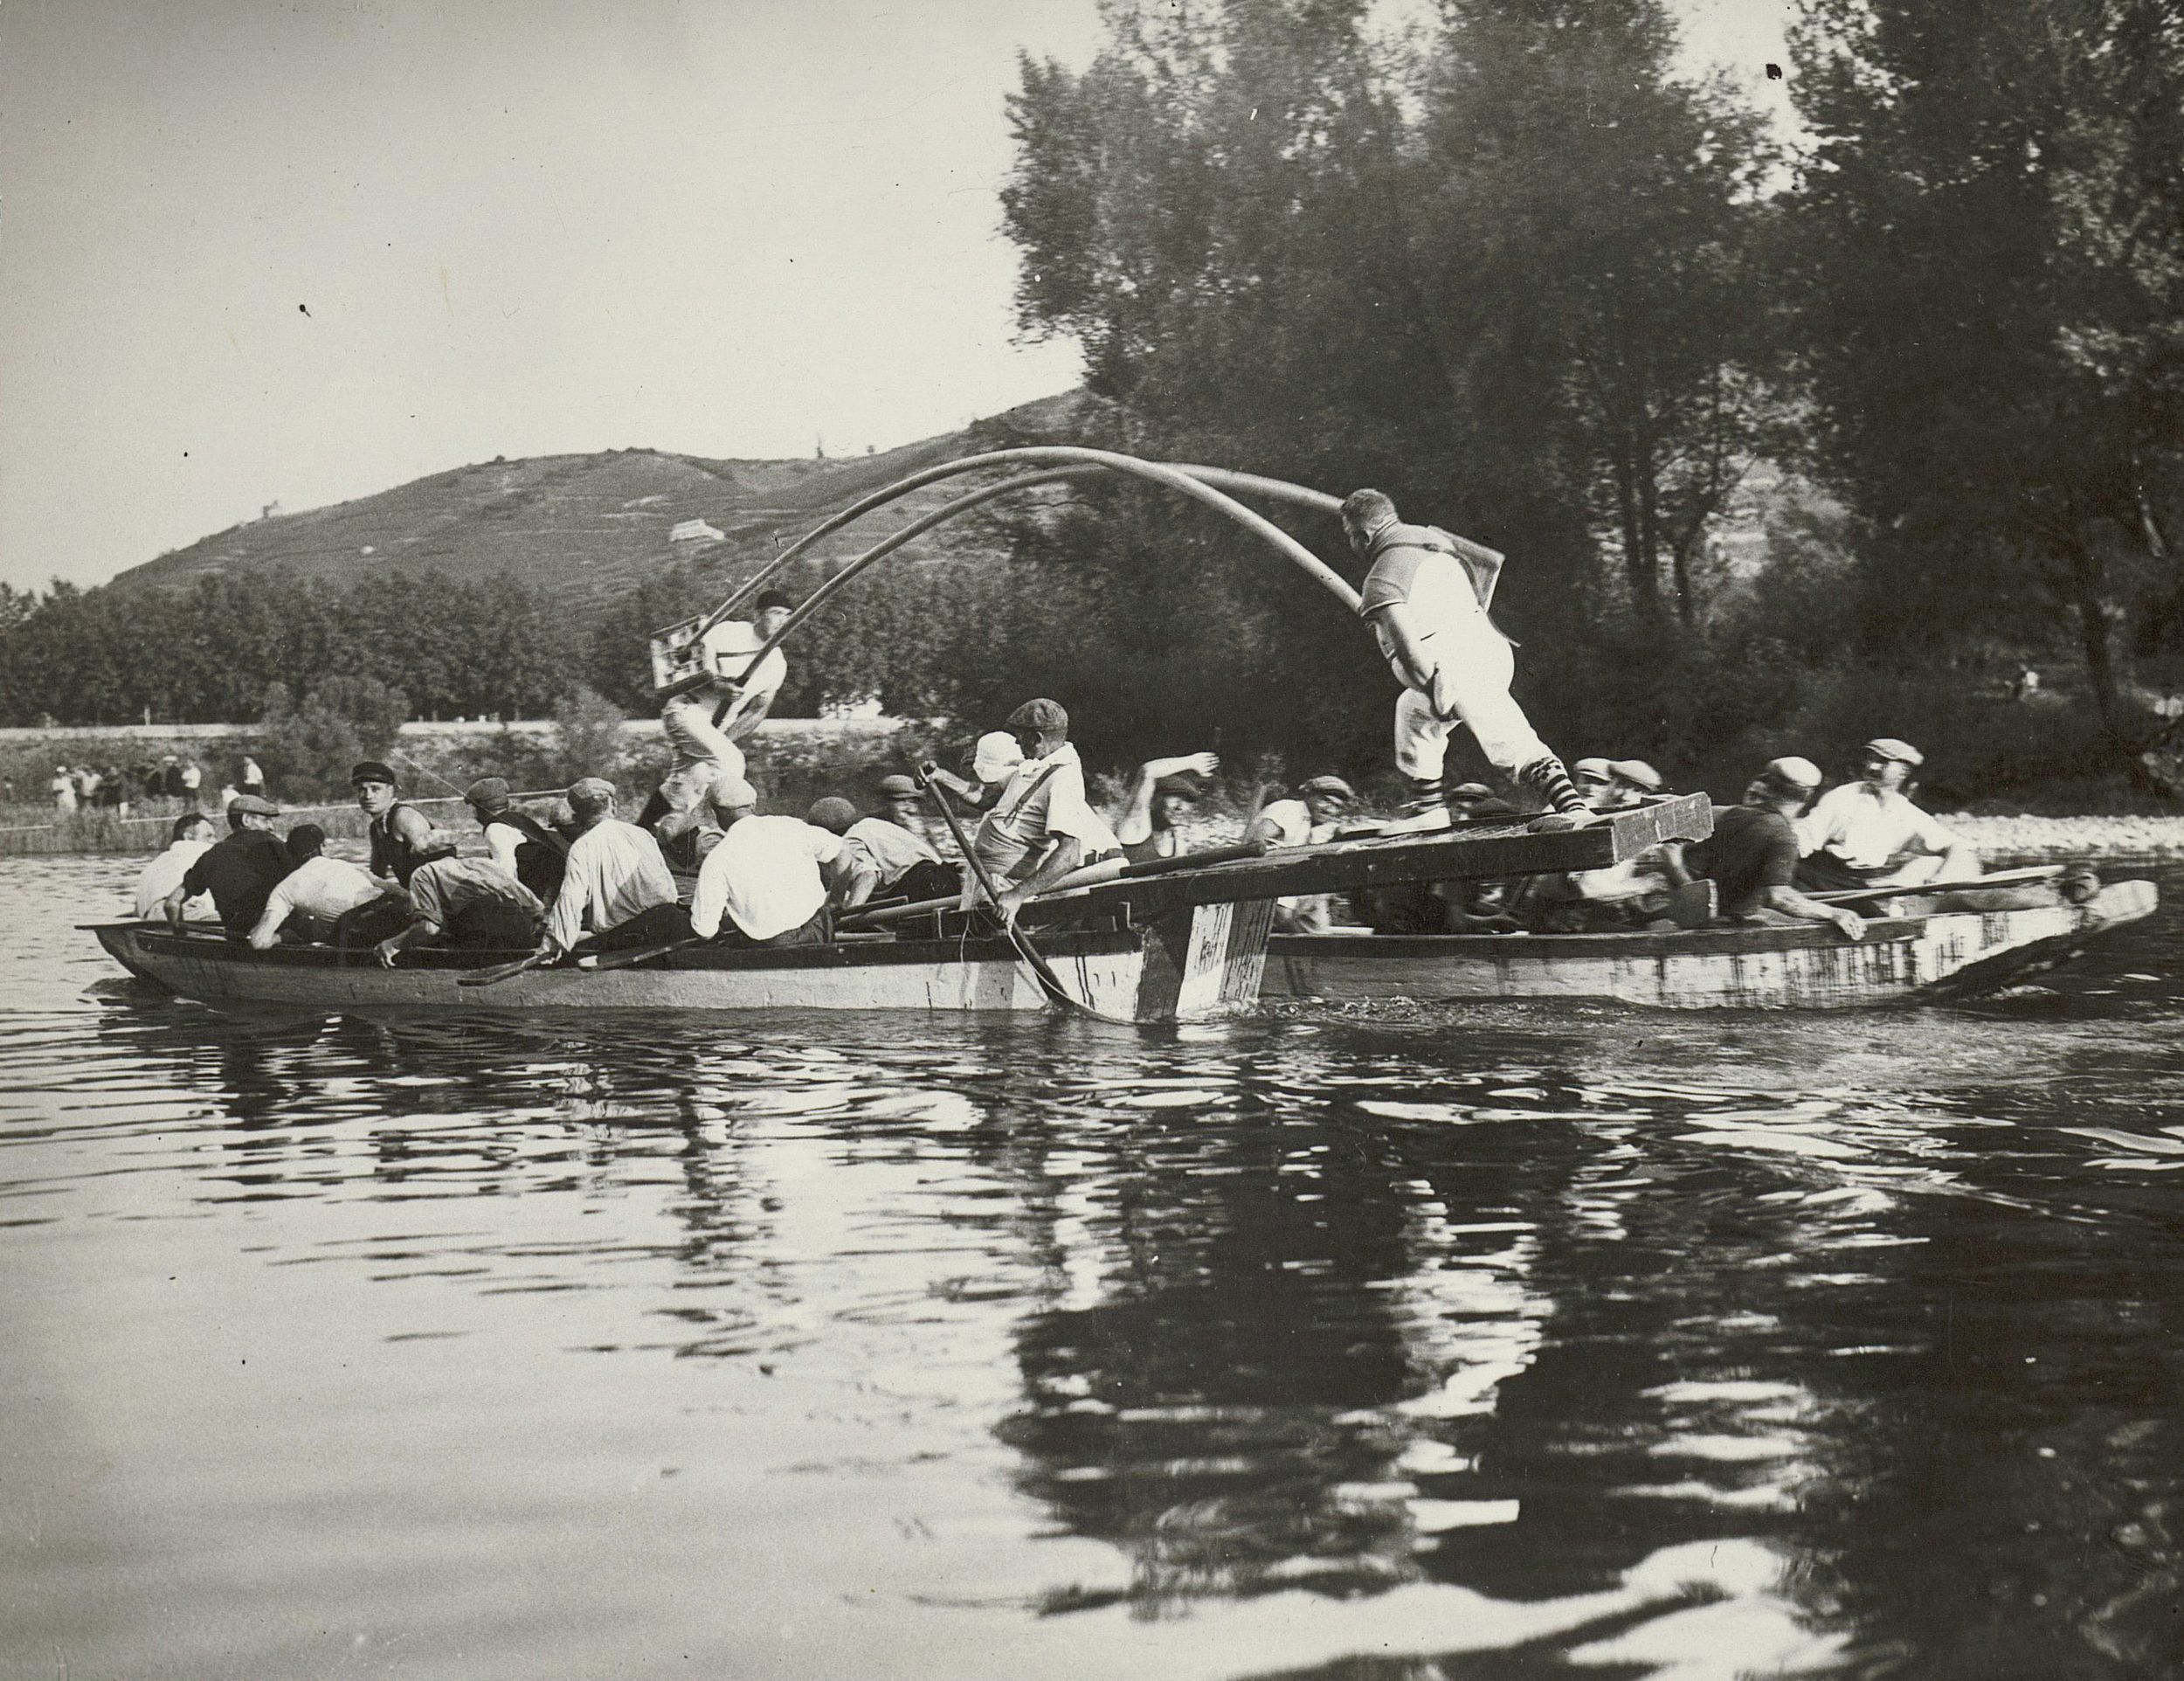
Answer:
[
  {"xmin": 806, "ymin": 797, "xmax": 859, "ymax": 834},
  {"xmin": 875, "ymin": 773, "xmax": 921, "ymax": 798},
  {"xmin": 1298, "ymin": 774, "xmax": 1356, "ymax": 800},
  {"xmin": 1151, "ymin": 775, "xmax": 1203, "ymax": 802},
  {"xmin": 565, "ymin": 776, "xmax": 617, "ymax": 810},
  {"xmin": 228, "ymin": 793, "xmax": 280, "ymax": 817},
  {"xmin": 708, "ymin": 773, "xmax": 757, "ymax": 811},
  {"xmin": 349, "ymin": 760, "xmax": 398, "ymax": 787},
  {"xmin": 1608, "ymin": 758, "xmax": 1663, "ymax": 793},
  {"xmin": 1762, "ymin": 754, "xmax": 1824, "ymax": 791},
  {"xmin": 1864, "ymin": 737, "xmax": 1924, "ymax": 765},
  {"xmin": 464, "ymin": 776, "xmax": 511, "ymax": 810},
  {"xmin": 1006, "ymin": 697, "xmax": 1068, "ymax": 734},
  {"xmin": 972, "ymin": 731, "xmax": 1025, "ymax": 785},
  {"xmin": 1572, "ymin": 757, "xmax": 1614, "ymax": 781}
]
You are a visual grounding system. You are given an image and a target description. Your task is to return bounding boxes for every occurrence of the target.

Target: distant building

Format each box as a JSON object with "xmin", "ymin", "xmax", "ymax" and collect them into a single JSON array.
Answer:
[{"xmin": 669, "ymin": 519, "xmax": 724, "ymax": 544}]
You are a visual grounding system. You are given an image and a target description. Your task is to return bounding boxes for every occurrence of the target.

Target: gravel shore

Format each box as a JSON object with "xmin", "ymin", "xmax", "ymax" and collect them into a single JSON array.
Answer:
[{"xmin": 1943, "ymin": 813, "xmax": 2184, "ymax": 860}]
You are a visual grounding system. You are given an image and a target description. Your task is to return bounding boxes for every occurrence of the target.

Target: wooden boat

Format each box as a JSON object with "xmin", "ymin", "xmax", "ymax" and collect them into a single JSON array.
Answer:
[
  {"xmin": 1261, "ymin": 878, "xmax": 2158, "ymax": 1010},
  {"xmin": 91, "ymin": 796, "xmax": 1714, "ymax": 1022}
]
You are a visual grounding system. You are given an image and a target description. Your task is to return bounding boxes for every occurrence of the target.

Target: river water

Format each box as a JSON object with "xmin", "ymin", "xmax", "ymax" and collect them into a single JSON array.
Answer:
[{"xmin": 4, "ymin": 853, "xmax": 2182, "ymax": 1680}]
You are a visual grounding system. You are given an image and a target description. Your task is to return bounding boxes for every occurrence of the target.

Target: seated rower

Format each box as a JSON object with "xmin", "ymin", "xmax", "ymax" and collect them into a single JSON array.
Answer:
[
  {"xmin": 805, "ymin": 796, "xmax": 959, "ymax": 910},
  {"xmin": 1354, "ymin": 782, "xmax": 1525, "ymax": 934},
  {"xmin": 873, "ymin": 772, "xmax": 956, "ymax": 860},
  {"xmin": 536, "ymin": 777, "xmax": 687, "ymax": 958},
  {"xmin": 1114, "ymin": 751, "xmax": 1219, "ymax": 864},
  {"xmin": 1663, "ymin": 756, "xmax": 1864, "ymax": 941},
  {"xmin": 1249, "ymin": 775, "xmax": 1353, "ymax": 935},
  {"xmin": 375, "ymin": 853, "xmax": 544, "ymax": 965},
  {"xmin": 135, "ymin": 812, "xmax": 218, "ymax": 923},
  {"xmin": 968, "ymin": 700, "xmax": 1121, "ymax": 924},
  {"xmin": 348, "ymin": 761, "xmax": 440, "ymax": 889},
  {"xmin": 467, "ymin": 777, "xmax": 569, "ymax": 904},
  {"xmin": 249, "ymin": 823, "xmax": 411, "ymax": 950},
  {"xmin": 161, "ymin": 795, "xmax": 293, "ymax": 939},
  {"xmin": 689, "ymin": 777, "xmax": 849, "ymax": 948},
  {"xmin": 1794, "ymin": 737, "xmax": 1977, "ymax": 891},
  {"xmin": 1540, "ymin": 758, "xmax": 1674, "ymax": 928}
]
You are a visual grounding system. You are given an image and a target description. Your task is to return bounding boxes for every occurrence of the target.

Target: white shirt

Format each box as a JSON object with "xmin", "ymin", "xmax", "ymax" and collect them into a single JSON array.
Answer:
[
  {"xmin": 1255, "ymin": 798, "xmax": 1334, "ymax": 849},
  {"xmin": 408, "ymin": 855, "xmax": 543, "ymax": 929},
  {"xmin": 1798, "ymin": 782, "xmax": 1958, "ymax": 872},
  {"xmin": 482, "ymin": 818, "xmax": 528, "ymax": 877},
  {"xmin": 842, "ymin": 816, "xmax": 940, "ymax": 887},
  {"xmin": 250, "ymin": 856, "xmax": 386, "ymax": 946},
  {"xmin": 135, "ymin": 839, "xmax": 216, "ymax": 920},
  {"xmin": 971, "ymin": 744, "xmax": 1119, "ymax": 881},
  {"xmin": 689, "ymin": 815, "xmax": 842, "ymax": 941},
  {"xmin": 545, "ymin": 818, "xmax": 678, "ymax": 951},
  {"xmin": 702, "ymin": 619, "xmax": 787, "ymax": 706}
]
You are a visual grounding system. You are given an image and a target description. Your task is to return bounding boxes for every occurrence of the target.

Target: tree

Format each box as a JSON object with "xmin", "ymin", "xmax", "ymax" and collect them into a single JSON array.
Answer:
[
  {"xmin": 1787, "ymin": 0, "xmax": 2184, "ymax": 773},
  {"xmin": 257, "ymin": 675, "xmax": 411, "ymax": 798}
]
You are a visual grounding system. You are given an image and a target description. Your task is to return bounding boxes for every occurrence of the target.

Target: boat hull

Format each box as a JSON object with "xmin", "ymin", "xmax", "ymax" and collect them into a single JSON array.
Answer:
[
  {"xmin": 1262, "ymin": 882, "xmax": 2158, "ymax": 1009},
  {"xmin": 93, "ymin": 924, "xmax": 1168, "ymax": 1017}
]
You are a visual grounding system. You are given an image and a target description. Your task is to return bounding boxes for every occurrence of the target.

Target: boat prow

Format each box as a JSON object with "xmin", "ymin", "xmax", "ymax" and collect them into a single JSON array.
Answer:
[{"xmin": 1264, "ymin": 879, "xmax": 2159, "ymax": 1011}]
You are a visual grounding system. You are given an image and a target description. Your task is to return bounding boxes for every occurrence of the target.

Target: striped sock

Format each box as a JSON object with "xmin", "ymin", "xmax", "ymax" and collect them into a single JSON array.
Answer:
[{"xmin": 1520, "ymin": 757, "xmax": 1586, "ymax": 814}]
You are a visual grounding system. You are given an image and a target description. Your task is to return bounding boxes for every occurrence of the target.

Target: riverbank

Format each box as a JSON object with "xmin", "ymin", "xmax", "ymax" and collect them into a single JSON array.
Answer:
[{"xmin": 1946, "ymin": 813, "xmax": 2184, "ymax": 861}]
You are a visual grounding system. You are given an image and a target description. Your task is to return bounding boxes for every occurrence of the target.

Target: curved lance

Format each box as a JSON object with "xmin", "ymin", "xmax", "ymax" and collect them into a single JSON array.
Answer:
[{"xmin": 687, "ymin": 446, "xmax": 1358, "ymax": 643}]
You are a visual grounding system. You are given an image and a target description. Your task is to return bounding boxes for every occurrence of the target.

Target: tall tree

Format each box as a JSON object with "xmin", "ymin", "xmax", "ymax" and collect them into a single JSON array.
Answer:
[{"xmin": 1788, "ymin": 0, "xmax": 2184, "ymax": 771}]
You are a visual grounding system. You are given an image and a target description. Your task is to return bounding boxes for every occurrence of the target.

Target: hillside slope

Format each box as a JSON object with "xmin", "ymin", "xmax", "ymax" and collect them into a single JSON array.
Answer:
[{"xmin": 115, "ymin": 391, "xmax": 1089, "ymax": 598}]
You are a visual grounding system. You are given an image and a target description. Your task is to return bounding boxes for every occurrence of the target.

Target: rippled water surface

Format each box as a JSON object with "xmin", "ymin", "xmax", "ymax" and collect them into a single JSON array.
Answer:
[{"xmin": 6, "ymin": 854, "xmax": 2184, "ymax": 1680}]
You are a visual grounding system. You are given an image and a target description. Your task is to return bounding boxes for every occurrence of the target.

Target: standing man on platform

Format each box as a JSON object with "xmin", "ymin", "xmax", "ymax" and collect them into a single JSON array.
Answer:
[{"xmin": 1341, "ymin": 489, "xmax": 1591, "ymax": 828}]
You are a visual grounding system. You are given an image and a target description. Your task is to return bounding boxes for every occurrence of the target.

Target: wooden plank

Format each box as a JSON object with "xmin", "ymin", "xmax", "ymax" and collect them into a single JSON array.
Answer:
[{"xmin": 1022, "ymin": 793, "xmax": 1713, "ymax": 929}]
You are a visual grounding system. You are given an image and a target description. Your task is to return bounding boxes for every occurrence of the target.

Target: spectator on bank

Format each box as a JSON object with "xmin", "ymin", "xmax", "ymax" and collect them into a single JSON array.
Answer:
[
  {"xmin": 51, "ymin": 766, "xmax": 77, "ymax": 815},
  {"xmin": 239, "ymin": 756, "xmax": 266, "ymax": 799}
]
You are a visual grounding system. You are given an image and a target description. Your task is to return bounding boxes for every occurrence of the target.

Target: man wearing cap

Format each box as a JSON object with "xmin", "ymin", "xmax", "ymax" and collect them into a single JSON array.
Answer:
[
  {"xmin": 1795, "ymin": 738, "xmax": 1977, "ymax": 891},
  {"xmin": 250, "ymin": 825, "xmax": 403, "ymax": 949},
  {"xmin": 1248, "ymin": 776, "xmax": 1355, "ymax": 934},
  {"xmin": 162, "ymin": 795, "xmax": 293, "ymax": 938},
  {"xmin": 970, "ymin": 700, "xmax": 1121, "ymax": 923},
  {"xmin": 873, "ymin": 772, "xmax": 959, "ymax": 861},
  {"xmin": 1341, "ymin": 488, "xmax": 1592, "ymax": 827},
  {"xmin": 1662, "ymin": 756, "xmax": 1863, "ymax": 938},
  {"xmin": 688, "ymin": 778, "xmax": 848, "ymax": 946},
  {"xmin": 805, "ymin": 796, "xmax": 957, "ymax": 910},
  {"xmin": 466, "ymin": 777, "xmax": 568, "ymax": 903},
  {"xmin": 352, "ymin": 761, "xmax": 442, "ymax": 889},
  {"xmin": 1113, "ymin": 751, "xmax": 1220, "ymax": 865},
  {"xmin": 643, "ymin": 591, "xmax": 795, "ymax": 834},
  {"xmin": 538, "ymin": 777, "xmax": 684, "ymax": 956},
  {"xmin": 135, "ymin": 812, "xmax": 218, "ymax": 923},
  {"xmin": 375, "ymin": 852, "xmax": 544, "ymax": 965}
]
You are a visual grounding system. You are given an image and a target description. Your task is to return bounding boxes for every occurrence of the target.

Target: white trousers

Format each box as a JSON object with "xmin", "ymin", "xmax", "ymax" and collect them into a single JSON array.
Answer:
[
  {"xmin": 658, "ymin": 694, "xmax": 747, "ymax": 812},
  {"xmin": 1390, "ymin": 617, "xmax": 1552, "ymax": 783}
]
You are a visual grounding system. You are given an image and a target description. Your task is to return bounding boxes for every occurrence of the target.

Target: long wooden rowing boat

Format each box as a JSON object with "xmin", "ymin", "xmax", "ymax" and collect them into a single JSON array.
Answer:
[
  {"xmin": 91, "ymin": 796, "xmax": 1715, "ymax": 1021},
  {"xmin": 1261, "ymin": 879, "xmax": 2158, "ymax": 1010}
]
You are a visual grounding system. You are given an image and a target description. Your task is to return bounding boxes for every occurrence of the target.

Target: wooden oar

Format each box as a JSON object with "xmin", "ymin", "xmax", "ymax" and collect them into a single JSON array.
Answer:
[
  {"xmin": 583, "ymin": 937, "xmax": 702, "ymax": 972},
  {"xmin": 1811, "ymin": 864, "xmax": 2060, "ymax": 909},
  {"xmin": 456, "ymin": 950, "xmax": 555, "ymax": 988},
  {"xmin": 836, "ymin": 839, "xmax": 1270, "ymax": 930}
]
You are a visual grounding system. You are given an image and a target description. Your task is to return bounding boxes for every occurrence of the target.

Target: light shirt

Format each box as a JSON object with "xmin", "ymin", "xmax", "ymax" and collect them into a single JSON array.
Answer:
[
  {"xmin": 689, "ymin": 815, "xmax": 842, "ymax": 941},
  {"xmin": 1797, "ymin": 782, "xmax": 1958, "ymax": 872},
  {"xmin": 702, "ymin": 619, "xmax": 787, "ymax": 706},
  {"xmin": 408, "ymin": 855, "xmax": 543, "ymax": 929},
  {"xmin": 135, "ymin": 839, "xmax": 216, "ymax": 920},
  {"xmin": 546, "ymin": 818, "xmax": 678, "ymax": 951},
  {"xmin": 1358, "ymin": 529, "xmax": 1490, "ymax": 629},
  {"xmin": 250, "ymin": 855, "xmax": 386, "ymax": 946},
  {"xmin": 179, "ymin": 763, "xmax": 202, "ymax": 789},
  {"xmin": 482, "ymin": 818, "xmax": 527, "ymax": 877},
  {"xmin": 971, "ymin": 743, "xmax": 1120, "ymax": 882},
  {"xmin": 842, "ymin": 816, "xmax": 940, "ymax": 888},
  {"xmin": 1255, "ymin": 798, "xmax": 1334, "ymax": 849}
]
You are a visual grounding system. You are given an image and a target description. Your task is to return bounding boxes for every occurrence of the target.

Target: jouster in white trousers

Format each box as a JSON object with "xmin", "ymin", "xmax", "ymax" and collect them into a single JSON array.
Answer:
[
  {"xmin": 1387, "ymin": 615, "xmax": 1554, "ymax": 785},
  {"xmin": 658, "ymin": 694, "xmax": 747, "ymax": 813}
]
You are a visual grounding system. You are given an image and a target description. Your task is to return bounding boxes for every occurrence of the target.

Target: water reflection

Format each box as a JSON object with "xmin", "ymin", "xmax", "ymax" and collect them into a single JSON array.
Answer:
[{"xmin": 4, "ymin": 857, "xmax": 2184, "ymax": 1677}]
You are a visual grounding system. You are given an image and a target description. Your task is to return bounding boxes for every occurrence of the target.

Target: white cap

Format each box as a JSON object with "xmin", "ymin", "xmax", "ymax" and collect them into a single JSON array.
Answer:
[
  {"xmin": 972, "ymin": 730, "xmax": 1025, "ymax": 785},
  {"xmin": 1762, "ymin": 755, "xmax": 1823, "ymax": 792}
]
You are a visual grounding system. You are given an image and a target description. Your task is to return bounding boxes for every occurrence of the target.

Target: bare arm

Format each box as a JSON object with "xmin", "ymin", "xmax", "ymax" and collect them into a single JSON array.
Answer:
[
  {"xmin": 1764, "ymin": 882, "xmax": 1866, "ymax": 941},
  {"xmin": 994, "ymin": 836, "xmax": 1084, "ymax": 922},
  {"xmin": 1113, "ymin": 751, "xmax": 1218, "ymax": 846}
]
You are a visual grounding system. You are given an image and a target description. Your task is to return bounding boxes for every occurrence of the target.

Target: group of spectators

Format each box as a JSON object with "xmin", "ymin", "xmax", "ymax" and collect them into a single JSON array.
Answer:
[{"xmin": 47, "ymin": 754, "xmax": 260, "ymax": 817}]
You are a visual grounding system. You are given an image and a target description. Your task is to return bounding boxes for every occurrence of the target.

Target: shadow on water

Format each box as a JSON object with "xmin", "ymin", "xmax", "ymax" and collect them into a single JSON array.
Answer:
[{"xmin": 5, "ymin": 855, "xmax": 2184, "ymax": 1678}]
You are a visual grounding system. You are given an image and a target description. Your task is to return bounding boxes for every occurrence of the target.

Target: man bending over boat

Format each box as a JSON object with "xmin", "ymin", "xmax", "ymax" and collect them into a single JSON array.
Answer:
[
  {"xmin": 376, "ymin": 853, "xmax": 544, "ymax": 965},
  {"xmin": 536, "ymin": 777, "xmax": 686, "ymax": 958},
  {"xmin": 1794, "ymin": 737, "xmax": 1977, "ymax": 892},
  {"xmin": 1249, "ymin": 775, "xmax": 1355, "ymax": 934},
  {"xmin": 968, "ymin": 699, "xmax": 1122, "ymax": 925},
  {"xmin": 688, "ymin": 777, "xmax": 849, "ymax": 947},
  {"xmin": 1662, "ymin": 756, "xmax": 1865, "ymax": 940},
  {"xmin": 161, "ymin": 794, "xmax": 293, "ymax": 939},
  {"xmin": 135, "ymin": 812, "xmax": 218, "ymax": 923},
  {"xmin": 805, "ymin": 796, "xmax": 958, "ymax": 910},
  {"xmin": 1341, "ymin": 489, "xmax": 1592, "ymax": 827},
  {"xmin": 249, "ymin": 823, "xmax": 409, "ymax": 949}
]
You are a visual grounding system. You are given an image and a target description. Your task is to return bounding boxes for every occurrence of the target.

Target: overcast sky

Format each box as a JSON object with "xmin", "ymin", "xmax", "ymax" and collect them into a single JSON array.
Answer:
[{"xmin": 0, "ymin": 0, "xmax": 1793, "ymax": 593}]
